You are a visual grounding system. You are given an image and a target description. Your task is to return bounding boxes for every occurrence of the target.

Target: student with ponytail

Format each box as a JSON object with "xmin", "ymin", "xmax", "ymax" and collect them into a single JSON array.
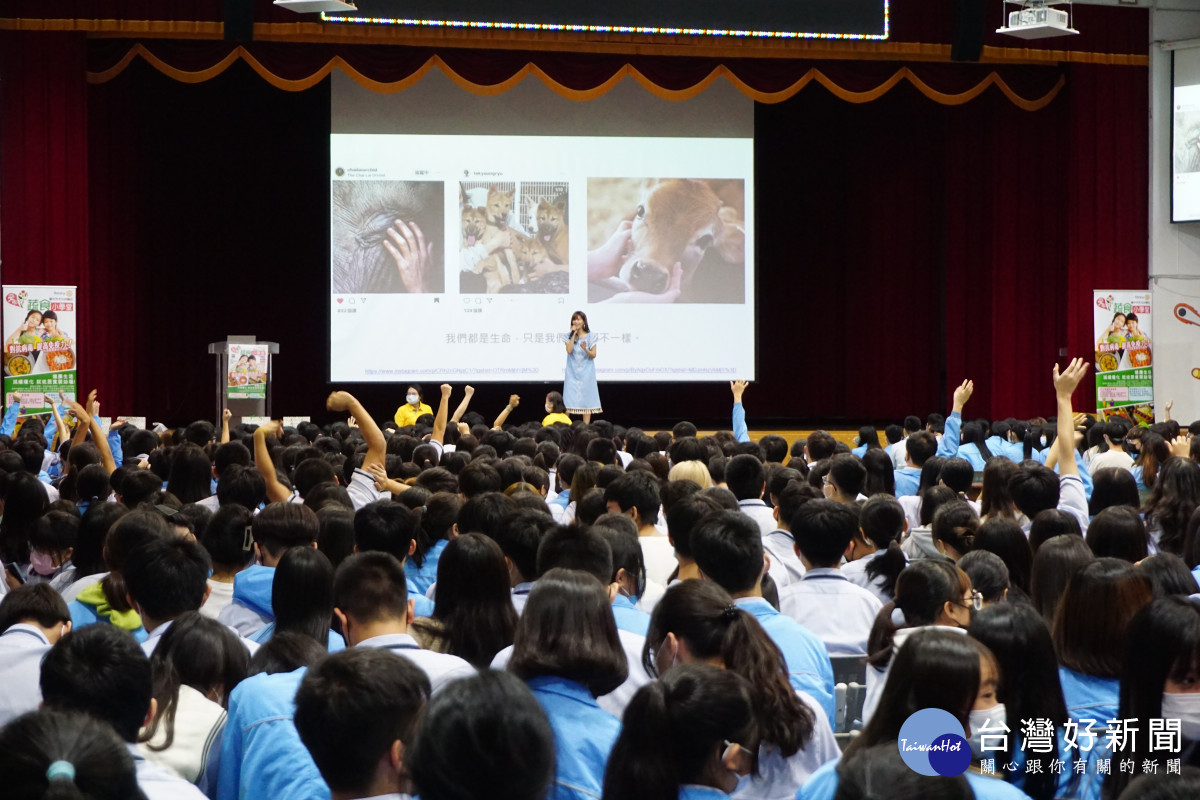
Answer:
[
  {"xmin": 861, "ymin": 560, "xmax": 977, "ymax": 725},
  {"xmin": 643, "ymin": 580, "xmax": 838, "ymax": 799},
  {"xmin": 0, "ymin": 708, "xmax": 141, "ymax": 800},
  {"xmin": 931, "ymin": 501, "xmax": 980, "ymax": 562},
  {"xmin": 602, "ymin": 664, "xmax": 757, "ymax": 800},
  {"xmin": 842, "ymin": 494, "xmax": 908, "ymax": 604}
]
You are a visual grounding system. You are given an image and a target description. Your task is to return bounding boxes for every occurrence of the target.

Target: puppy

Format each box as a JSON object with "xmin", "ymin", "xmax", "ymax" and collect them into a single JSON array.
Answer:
[
  {"xmin": 461, "ymin": 206, "xmax": 488, "ymax": 248},
  {"xmin": 512, "ymin": 231, "xmax": 564, "ymax": 284},
  {"xmin": 485, "ymin": 187, "xmax": 519, "ymax": 284},
  {"xmin": 535, "ymin": 197, "xmax": 569, "ymax": 265}
]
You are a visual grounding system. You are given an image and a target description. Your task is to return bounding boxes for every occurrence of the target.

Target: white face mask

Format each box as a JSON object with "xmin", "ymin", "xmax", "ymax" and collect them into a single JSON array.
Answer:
[
  {"xmin": 406, "ymin": 394, "xmax": 419, "ymax": 405},
  {"xmin": 967, "ymin": 703, "xmax": 1008, "ymax": 758},
  {"xmin": 1162, "ymin": 692, "xmax": 1200, "ymax": 741}
]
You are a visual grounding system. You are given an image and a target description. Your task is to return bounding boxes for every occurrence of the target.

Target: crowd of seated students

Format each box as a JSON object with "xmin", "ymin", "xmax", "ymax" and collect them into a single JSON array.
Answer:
[{"xmin": 1, "ymin": 359, "xmax": 1199, "ymax": 800}]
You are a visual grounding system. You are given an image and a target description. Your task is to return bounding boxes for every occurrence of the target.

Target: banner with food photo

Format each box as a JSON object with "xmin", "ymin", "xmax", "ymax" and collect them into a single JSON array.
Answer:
[
  {"xmin": 1094, "ymin": 290, "xmax": 1153, "ymax": 423},
  {"xmin": 226, "ymin": 343, "xmax": 269, "ymax": 399},
  {"xmin": 2, "ymin": 285, "xmax": 78, "ymax": 416}
]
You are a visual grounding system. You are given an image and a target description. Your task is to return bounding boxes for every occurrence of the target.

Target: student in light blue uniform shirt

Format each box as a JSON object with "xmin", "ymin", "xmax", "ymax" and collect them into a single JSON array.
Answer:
[
  {"xmin": 351, "ymin": 498, "xmax": 435, "ymax": 617},
  {"xmin": 595, "ymin": 515, "xmax": 652, "ymax": 637},
  {"xmin": 509, "ymin": 569, "xmax": 629, "ymax": 800},
  {"xmin": 896, "ymin": 381, "xmax": 973, "ymax": 498},
  {"xmin": 1052, "ymin": 558, "xmax": 1151, "ymax": 726},
  {"xmin": 956, "ymin": 422, "xmax": 995, "ymax": 472},
  {"xmin": 604, "ymin": 665, "xmax": 757, "ymax": 800},
  {"xmin": 690, "ymin": 510, "xmax": 835, "ymax": 720},
  {"xmin": 797, "ymin": 628, "xmax": 1032, "ymax": 800},
  {"xmin": 0, "ymin": 584, "xmax": 72, "ymax": 727},
  {"xmin": 244, "ymin": 546, "xmax": 345, "ymax": 652}
]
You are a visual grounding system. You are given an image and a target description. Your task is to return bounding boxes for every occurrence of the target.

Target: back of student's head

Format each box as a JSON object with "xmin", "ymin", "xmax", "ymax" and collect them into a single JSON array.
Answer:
[
  {"xmin": 1086, "ymin": 505, "xmax": 1149, "ymax": 563},
  {"xmin": 690, "ymin": 510, "xmax": 763, "ymax": 594},
  {"xmin": 117, "ymin": 467, "xmax": 164, "ymax": 509},
  {"xmin": 1008, "ymin": 462, "xmax": 1061, "ymax": 520},
  {"xmin": 955, "ymin": 550, "xmax": 1008, "ymax": 604},
  {"xmin": 429, "ymin": 532, "xmax": 518, "ymax": 667},
  {"xmin": 100, "ymin": 508, "xmax": 172, "ymax": 613},
  {"xmin": 1136, "ymin": 553, "xmax": 1200, "ymax": 598},
  {"xmin": 40, "ymin": 625, "xmax": 151, "ymax": 742},
  {"xmin": 457, "ymin": 492, "xmax": 516, "ymax": 540},
  {"xmin": 930, "ymin": 501, "xmax": 978, "ymax": 559},
  {"xmin": 775, "ymin": 481, "xmax": 822, "ymax": 530},
  {"xmin": 492, "ymin": 509, "xmax": 554, "ymax": 584},
  {"xmin": 603, "ymin": 471, "xmax": 661, "ymax": 524},
  {"xmin": 724, "ymin": 453, "xmax": 765, "ymax": 501},
  {"xmin": 1053, "ymin": 557, "xmax": 1152, "ymax": 679},
  {"xmin": 601, "ymin": 664, "xmax": 755, "ymax": 800},
  {"xmin": 273, "ymin": 545, "xmax": 335, "ymax": 648},
  {"xmin": 938, "ymin": 458, "xmax": 974, "ymax": 495},
  {"xmin": 826, "ymin": 454, "xmax": 867, "ymax": 499},
  {"xmin": 334, "ymin": 551, "xmax": 409, "ymax": 625},
  {"xmin": 215, "ymin": 463, "xmax": 267, "ymax": 512},
  {"xmin": 410, "ymin": 670, "xmax": 554, "ymax": 800},
  {"xmin": 252, "ymin": 501, "xmax": 318, "ymax": 560},
  {"xmin": 459, "ymin": 460, "xmax": 502, "ymax": 498},
  {"xmin": 1027, "ymin": 508, "xmax": 1082, "ymax": 553},
  {"xmin": 904, "ymin": 432, "xmax": 937, "ymax": 467},
  {"xmin": 1088, "ymin": 467, "xmax": 1140, "ymax": 517},
  {"xmin": 835, "ymin": 743, "xmax": 973, "ymax": 800},
  {"xmin": 918, "ymin": 486, "xmax": 958, "ymax": 527},
  {"xmin": 0, "ymin": 709, "xmax": 142, "ymax": 800},
  {"xmin": 663, "ymin": 494, "xmax": 722, "ymax": 560},
  {"xmin": 247, "ymin": 631, "xmax": 327, "ymax": 677},
  {"xmin": 791, "ymin": 499, "xmax": 858, "ymax": 568},
  {"xmin": 1029, "ymin": 534, "xmax": 1095, "ymax": 624},
  {"xmin": 594, "ymin": 513, "xmax": 644, "ymax": 586},
  {"xmin": 295, "ymin": 648, "xmax": 431, "ymax": 797},
  {"xmin": 352, "ymin": 499, "xmax": 417, "ymax": 562},
  {"xmin": 75, "ymin": 463, "xmax": 111, "ymax": 505},
  {"xmin": 974, "ymin": 517, "xmax": 1033, "ymax": 595},
  {"xmin": 759, "ymin": 434, "xmax": 788, "ymax": 464},
  {"xmin": 200, "ymin": 503, "xmax": 255, "ymax": 573},
  {"xmin": 509, "ymin": 568, "xmax": 627, "ymax": 697},
  {"xmin": 805, "ymin": 431, "xmax": 837, "ymax": 462},
  {"xmin": 0, "ymin": 582, "xmax": 70, "ymax": 632},
  {"xmin": 74, "ymin": 501, "xmax": 127, "ymax": 578},
  {"xmin": 123, "ymin": 535, "xmax": 212, "ymax": 623},
  {"xmin": 535, "ymin": 522, "xmax": 613, "ymax": 583}
]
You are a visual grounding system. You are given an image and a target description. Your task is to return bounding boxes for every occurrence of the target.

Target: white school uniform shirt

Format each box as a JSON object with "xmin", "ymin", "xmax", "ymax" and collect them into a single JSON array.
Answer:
[
  {"xmin": 640, "ymin": 534, "xmax": 678, "ymax": 587},
  {"xmin": 490, "ymin": 626, "xmax": 653, "ymax": 719},
  {"xmin": 899, "ymin": 494, "xmax": 923, "ymax": 533},
  {"xmin": 358, "ymin": 632, "xmax": 476, "ymax": 694},
  {"xmin": 201, "ymin": 579, "xmax": 235, "ymax": 620},
  {"xmin": 860, "ymin": 625, "xmax": 969, "ymax": 727},
  {"xmin": 128, "ymin": 742, "xmax": 208, "ymax": 800},
  {"xmin": 761, "ymin": 529, "xmax": 806, "ymax": 589},
  {"xmin": 141, "ymin": 619, "xmax": 260, "ymax": 658},
  {"xmin": 197, "ymin": 494, "xmax": 221, "ymax": 512},
  {"xmin": 60, "ymin": 571, "xmax": 105, "ymax": 604},
  {"xmin": 511, "ymin": 581, "xmax": 535, "ymax": 614},
  {"xmin": 0, "ymin": 623, "xmax": 52, "ymax": 726},
  {"xmin": 733, "ymin": 690, "xmax": 840, "ymax": 800},
  {"xmin": 888, "ymin": 441, "xmax": 909, "ymax": 471},
  {"xmin": 778, "ymin": 568, "xmax": 882, "ymax": 656},
  {"xmin": 1088, "ymin": 448, "xmax": 1134, "ymax": 475},
  {"xmin": 738, "ymin": 498, "xmax": 778, "ymax": 536},
  {"xmin": 139, "ymin": 683, "xmax": 225, "ymax": 785},
  {"xmin": 842, "ymin": 550, "xmax": 902, "ymax": 605}
]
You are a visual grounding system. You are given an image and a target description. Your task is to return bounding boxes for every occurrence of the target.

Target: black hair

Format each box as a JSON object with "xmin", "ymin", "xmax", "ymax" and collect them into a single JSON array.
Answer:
[
  {"xmin": 251, "ymin": 501, "xmax": 318, "ymax": 560},
  {"xmin": 690, "ymin": 510, "xmax": 765, "ymax": 594},
  {"xmin": 857, "ymin": 494, "xmax": 907, "ymax": 599},
  {"xmin": 664, "ymin": 494, "xmax": 722, "ymax": 561},
  {"xmin": 1088, "ymin": 467, "xmax": 1140, "ymax": 517},
  {"xmin": 166, "ymin": 443, "xmax": 212, "ymax": 504},
  {"xmin": 123, "ymin": 535, "xmax": 212, "ymax": 622},
  {"xmin": 333, "ymin": 551, "xmax": 410, "ymax": 626},
  {"xmin": 960, "ymin": 422, "xmax": 993, "ymax": 461},
  {"xmin": 1008, "ymin": 463, "xmax": 1061, "ymax": 520},
  {"xmin": 40, "ymin": 625, "xmax": 152, "ymax": 742},
  {"xmin": 867, "ymin": 560, "xmax": 969, "ymax": 669},
  {"xmin": 1027, "ymin": 508, "xmax": 1082, "ymax": 553},
  {"xmin": 294, "ymin": 648, "xmax": 431, "ymax": 796},
  {"xmin": 74, "ymin": 501, "xmax": 127, "ymax": 578},
  {"xmin": 535, "ymin": 522, "xmax": 613, "ymax": 583},
  {"xmin": 509, "ymin": 568, "xmax": 628, "ymax": 697},
  {"xmin": 421, "ymin": 532, "xmax": 517, "ymax": 668},
  {"xmin": 978, "ymin": 458, "xmax": 1018, "ymax": 521},
  {"xmin": 1053, "ymin": 558, "xmax": 1152, "ymax": 679},
  {"xmin": 643, "ymin": 580, "xmax": 813, "ymax": 757},
  {"xmin": 352, "ymin": 500, "xmax": 418, "ymax": 563},
  {"xmin": 860, "ymin": 449, "xmax": 895, "ymax": 497},
  {"xmin": 938, "ymin": 458, "xmax": 974, "ymax": 495},
  {"xmin": 142, "ymin": 611, "xmax": 248, "ymax": 750},
  {"xmin": 117, "ymin": 468, "xmax": 163, "ymax": 509},
  {"xmin": 601, "ymin": 665, "xmax": 755, "ymax": 800},
  {"xmin": 975, "ymin": 516, "xmax": 1033, "ymax": 596},
  {"xmin": 1136, "ymin": 553, "xmax": 1200, "ymax": 598},
  {"xmin": 456, "ymin": 492, "xmax": 515, "ymax": 541},
  {"xmin": 316, "ymin": 505, "xmax": 356, "ymax": 570},
  {"xmin": 775, "ymin": 481, "xmax": 822, "ymax": 529},
  {"xmin": 459, "ymin": 460, "xmax": 502, "ymax": 498},
  {"xmin": 918, "ymin": 485, "xmax": 958, "ymax": 527},
  {"xmin": 1029, "ymin": 534, "xmax": 1095, "ymax": 624},
  {"xmin": 492, "ymin": 509, "xmax": 554, "ymax": 584},
  {"xmin": 1143, "ymin": 457, "xmax": 1200, "ymax": 556},
  {"xmin": 725, "ymin": 453, "xmax": 765, "ymax": 501},
  {"xmin": 904, "ymin": 432, "xmax": 937, "ymax": 467},
  {"xmin": 272, "ymin": 546, "xmax": 335, "ymax": 649},
  {"xmin": 827, "ymin": 454, "xmax": 867, "ymax": 499},
  {"xmin": 28, "ymin": 510, "xmax": 79, "ymax": 560},
  {"xmin": 759, "ymin": 434, "xmax": 789, "ymax": 463},
  {"xmin": 833, "ymin": 743, "xmax": 972, "ymax": 800},
  {"xmin": 0, "ymin": 471, "xmax": 48, "ymax": 563},
  {"xmin": 408, "ymin": 670, "xmax": 555, "ymax": 800},
  {"xmin": 215, "ymin": 464, "xmax": 267, "ymax": 511},
  {"xmin": 0, "ymin": 582, "xmax": 70, "ymax": 631},
  {"xmin": 805, "ymin": 431, "xmax": 837, "ymax": 462},
  {"xmin": 201, "ymin": 503, "xmax": 256, "ymax": 572},
  {"xmin": 0, "ymin": 709, "xmax": 141, "ymax": 800},
  {"xmin": 956, "ymin": 550, "xmax": 1008, "ymax": 603},
  {"xmin": 247, "ymin": 631, "xmax": 328, "ymax": 677},
  {"xmin": 100, "ymin": 509, "xmax": 173, "ymax": 615},
  {"xmin": 792, "ymin": 498, "xmax": 858, "ymax": 568},
  {"xmin": 930, "ymin": 501, "xmax": 979, "ymax": 560},
  {"xmin": 1086, "ymin": 506, "xmax": 1149, "ymax": 563},
  {"xmin": 603, "ymin": 472, "xmax": 661, "ymax": 525}
]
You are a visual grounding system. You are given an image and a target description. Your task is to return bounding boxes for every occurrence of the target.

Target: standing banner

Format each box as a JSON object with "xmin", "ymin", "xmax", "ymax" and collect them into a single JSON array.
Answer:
[
  {"xmin": 1093, "ymin": 290, "xmax": 1153, "ymax": 423},
  {"xmin": 226, "ymin": 343, "xmax": 269, "ymax": 400},
  {"xmin": 2, "ymin": 286, "xmax": 78, "ymax": 415}
]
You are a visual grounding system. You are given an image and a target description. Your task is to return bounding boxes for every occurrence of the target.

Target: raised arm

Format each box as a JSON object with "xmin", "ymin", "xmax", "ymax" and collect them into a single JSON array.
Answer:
[
  {"xmin": 47, "ymin": 396, "xmax": 67, "ymax": 454},
  {"xmin": 254, "ymin": 420, "xmax": 293, "ymax": 503},
  {"xmin": 220, "ymin": 408, "xmax": 231, "ymax": 444},
  {"xmin": 432, "ymin": 384, "xmax": 452, "ymax": 445},
  {"xmin": 730, "ymin": 380, "xmax": 750, "ymax": 444},
  {"xmin": 1053, "ymin": 358, "xmax": 1090, "ymax": 479},
  {"xmin": 327, "ymin": 391, "xmax": 385, "ymax": 472},
  {"xmin": 936, "ymin": 379, "xmax": 973, "ymax": 459},
  {"xmin": 451, "ymin": 385, "xmax": 475, "ymax": 425},
  {"xmin": 493, "ymin": 394, "xmax": 520, "ymax": 429},
  {"xmin": 68, "ymin": 390, "xmax": 115, "ymax": 474}
]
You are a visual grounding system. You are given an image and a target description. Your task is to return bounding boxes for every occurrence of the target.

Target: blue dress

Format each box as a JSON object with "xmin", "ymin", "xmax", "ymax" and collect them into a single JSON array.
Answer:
[{"xmin": 564, "ymin": 331, "xmax": 601, "ymax": 414}]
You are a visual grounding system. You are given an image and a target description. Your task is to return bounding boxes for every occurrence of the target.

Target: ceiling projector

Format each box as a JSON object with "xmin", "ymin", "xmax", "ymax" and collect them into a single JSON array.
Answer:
[
  {"xmin": 997, "ymin": 0, "xmax": 1079, "ymax": 39},
  {"xmin": 273, "ymin": 0, "xmax": 357, "ymax": 12}
]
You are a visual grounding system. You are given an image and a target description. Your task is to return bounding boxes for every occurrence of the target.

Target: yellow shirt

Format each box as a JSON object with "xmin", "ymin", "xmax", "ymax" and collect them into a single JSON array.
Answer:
[
  {"xmin": 542, "ymin": 413, "xmax": 572, "ymax": 426},
  {"xmin": 394, "ymin": 402, "xmax": 433, "ymax": 427}
]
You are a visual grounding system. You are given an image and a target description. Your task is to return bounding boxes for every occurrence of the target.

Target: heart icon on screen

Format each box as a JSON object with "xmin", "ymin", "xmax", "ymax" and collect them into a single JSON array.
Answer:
[{"xmin": 336, "ymin": 298, "xmax": 343, "ymax": 304}]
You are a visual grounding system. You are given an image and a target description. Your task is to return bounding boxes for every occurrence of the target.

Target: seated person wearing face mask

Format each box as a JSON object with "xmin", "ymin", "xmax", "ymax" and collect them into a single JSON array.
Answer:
[{"xmin": 394, "ymin": 384, "xmax": 433, "ymax": 428}]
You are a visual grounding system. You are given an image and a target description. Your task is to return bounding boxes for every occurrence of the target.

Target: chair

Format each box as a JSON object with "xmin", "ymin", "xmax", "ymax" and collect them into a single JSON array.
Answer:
[
  {"xmin": 829, "ymin": 654, "xmax": 868, "ymax": 687},
  {"xmin": 831, "ymin": 681, "xmax": 867, "ymax": 735}
]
